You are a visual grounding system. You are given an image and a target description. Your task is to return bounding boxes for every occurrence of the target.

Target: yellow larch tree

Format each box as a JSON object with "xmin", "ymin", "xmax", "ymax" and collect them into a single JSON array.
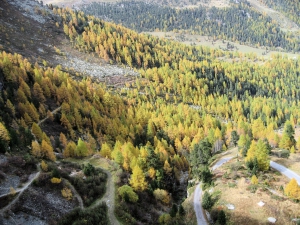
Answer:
[
  {"xmin": 32, "ymin": 141, "xmax": 42, "ymax": 158},
  {"xmin": 163, "ymin": 160, "xmax": 172, "ymax": 176},
  {"xmin": 41, "ymin": 140, "xmax": 56, "ymax": 161},
  {"xmin": 100, "ymin": 142, "xmax": 112, "ymax": 159},
  {"xmin": 284, "ymin": 178, "xmax": 300, "ymax": 200},
  {"xmin": 130, "ymin": 165, "xmax": 148, "ymax": 191},
  {"xmin": 0, "ymin": 122, "xmax": 10, "ymax": 143}
]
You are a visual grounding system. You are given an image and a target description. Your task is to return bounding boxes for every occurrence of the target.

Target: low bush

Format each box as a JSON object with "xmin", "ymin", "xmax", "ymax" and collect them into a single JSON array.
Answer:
[
  {"xmin": 58, "ymin": 203, "xmax": 108, "ymax": 225},
  {"xmin": 202, "ymin": 191, "xmax": 213, "ymax": 210},
  {"xmin": 115, "ymin": 202, "xmax": 136, "ymax": 225},
  {"xmin": 70, "ymin": 164, "xmax": 107, "ymax": 206}
]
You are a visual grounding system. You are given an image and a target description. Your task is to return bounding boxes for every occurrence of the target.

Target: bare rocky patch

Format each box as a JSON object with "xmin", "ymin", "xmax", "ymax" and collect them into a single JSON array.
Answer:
[
  {"xmin": 53, "ymin": 47, "xmax": 139, "ymax": 86},
  {"xmin": 7, "ymin": 0, "xmax": 53, "ymax": 24},
  {"xmin": 12, "ymin": 185, "xmax": 77, "ymax": 222},
  {"xmin": 0, "ymin": 175, "xmax": 20, "ymax": 196},
  {"xmin": 0, "ymin": 0, "xmax": 136, "ymax": 88},
  {"xmin": 43, "ymin": 0, "xmax": 230, "ymax": 9},
  {"xmin": 1, "ymin": 212, "xmax": 46, "ymax": 225}
]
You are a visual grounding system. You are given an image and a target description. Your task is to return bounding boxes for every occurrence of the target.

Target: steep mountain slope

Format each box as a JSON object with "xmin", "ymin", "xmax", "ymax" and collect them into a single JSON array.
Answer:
[{"xmin": 0, "ymin": 0, "xmax": 137, "ymax": 86}]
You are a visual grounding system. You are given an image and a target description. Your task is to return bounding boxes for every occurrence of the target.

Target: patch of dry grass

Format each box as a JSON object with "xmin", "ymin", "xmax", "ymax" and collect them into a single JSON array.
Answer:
[
  {"xmin": 146, "ymin": 31, "xmax": 299, "ymax": 61},
  {"xmin": 214, "ymin": 162, "xmax": 300, "ymax": 225}
]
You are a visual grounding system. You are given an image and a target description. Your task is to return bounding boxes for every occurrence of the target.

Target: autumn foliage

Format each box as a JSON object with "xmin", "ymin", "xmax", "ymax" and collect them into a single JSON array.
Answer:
[{"xmin": 284, "ymin": 178, "xmax": 300, "ymax": 200}]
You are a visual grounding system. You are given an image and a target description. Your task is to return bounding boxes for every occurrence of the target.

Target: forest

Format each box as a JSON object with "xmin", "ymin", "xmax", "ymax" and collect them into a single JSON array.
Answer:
[
  {"xmin": 82, "ymin": 1, "xmax": 300, "ymax": 51},
  {"xmin": 0, "ymin": 1, "xmax": 300, "ymax": 224},
  {"xmin": 260, "ymin": 0, "xmax": 300, "ymax": 26}
]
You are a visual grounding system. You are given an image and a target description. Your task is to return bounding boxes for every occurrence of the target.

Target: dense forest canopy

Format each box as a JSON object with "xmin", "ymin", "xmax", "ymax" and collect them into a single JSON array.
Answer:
[
  {"xmin": 53, "ymin": 7, "xmax": 300, "ymax": 129},
  {"xmin": 82, "ymin": 1, "xmax": 300, "ymax": 51}
]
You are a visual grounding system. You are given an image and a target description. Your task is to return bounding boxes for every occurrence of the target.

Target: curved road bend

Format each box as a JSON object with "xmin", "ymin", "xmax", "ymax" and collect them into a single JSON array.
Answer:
[
  {"xmin": 212, "ymin": 157, "xmax": 233, "ymax": 172},
  {"xmin": 194, "ymin": 157, "xmax": 233, "ymax": 225},
  {"xmin": 270, "ymin": 161, "xmax": 300, "ymax": 185},
  {"xmin": 194, "ymin": 157, "xmax": 300, "ymax": 225}
]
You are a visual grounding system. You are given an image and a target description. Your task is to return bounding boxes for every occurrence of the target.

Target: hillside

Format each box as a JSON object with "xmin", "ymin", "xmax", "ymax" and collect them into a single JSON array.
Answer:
[
  {"xmin": 0, "ymin": 0, "xmax": 300, "ymax": 224},
  {"xmin": 81, "ymin": 0, "xmax": 300, "ymax": 53},
  {"xmin": 43, "ymin": 0, "xmax": 230, "ymax": 9}
]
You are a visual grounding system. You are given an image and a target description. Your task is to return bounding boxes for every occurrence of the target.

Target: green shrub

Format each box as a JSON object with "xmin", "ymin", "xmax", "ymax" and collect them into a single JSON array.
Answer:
[
  {"xmin": 200, "ymin": 166, "xmax": 213, "ymax": 184},
  {"xmin": 70, "ymin": 167, "xmax": 107, "ymax": 206},
  {"xmin": 247, "ymin": 184, "xmax": 257, "ymax": 193},
  {"xmin": 115, "ymin": 203, "xmax": 136, "ymax": 225},
  {"xmin": 58, "ymin": 203, "xmax": 108, "ymax": 225},
  {"xmin": 228, "ymin": 182, "xmax": 236, "ymax": 188},
  {"xmin": 202, "ymin": 191, "xmax": 213, "ymax": 210},
  {"xmin": 170, "ymin": 204, "xmax": 178, "ymax": 217},
  {"xmin": 280, "ymin": 149, "xmax": 290, "ymax": 158},
  {"xmin": 178, "ymin": 204, "xmax": 185, "ymax": 216},
  {"xmin": 83, "ymin": 163, "xmax": 96, "ymax": 176},
  {"xmin": 218, "ymin": 210, "xmax": 226, "ymax": 225},
  {"xmin": 246, "ymin": 158, "xmax": 258, "ymax": 175},
  {"xmin": 118, "ymin": 185, "xmax": 138, "ymax": 203}
]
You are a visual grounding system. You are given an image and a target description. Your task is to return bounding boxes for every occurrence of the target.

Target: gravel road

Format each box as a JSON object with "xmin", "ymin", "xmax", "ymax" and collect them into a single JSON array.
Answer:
[
  {"xmin": 270, "ymin": 161, "xmax": 300, "ymax": 185},
  {"xmin": 193, "ymin": 156, "xmax": 233, "ymax": 225}
]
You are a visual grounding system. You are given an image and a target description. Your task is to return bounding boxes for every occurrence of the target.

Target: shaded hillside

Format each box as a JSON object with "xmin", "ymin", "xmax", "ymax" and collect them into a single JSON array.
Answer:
[
  {"xmin": 260, "ymin": 0, "xmax": 300, "ymax": 26},
  {"xmin": 82, "ymin": 1, "xmax": 300, "ymax": 51}
]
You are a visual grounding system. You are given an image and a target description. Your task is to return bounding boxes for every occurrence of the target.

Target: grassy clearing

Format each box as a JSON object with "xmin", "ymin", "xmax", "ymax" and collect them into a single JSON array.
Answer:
[{"xmin": 145, "ymin": 31, "xmax": 299, "ymax": 61}]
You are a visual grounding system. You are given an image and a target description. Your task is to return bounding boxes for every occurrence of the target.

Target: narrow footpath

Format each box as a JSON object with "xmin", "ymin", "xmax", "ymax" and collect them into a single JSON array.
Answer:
[{"xmin": 0, "ymin": 171, "xmax": 40, "ymax": 214}]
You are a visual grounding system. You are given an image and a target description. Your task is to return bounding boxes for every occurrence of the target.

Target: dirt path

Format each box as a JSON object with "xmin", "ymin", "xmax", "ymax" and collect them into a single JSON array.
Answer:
[
  {"xmin": 68, "ymin": 158, "xmax": 121, "ymax": 225},
  {"xmin": 38, "ymin": 106, "xmax": 61, "ymax": 126},
  {"xmin": 0, "ymin": 172, "xmax": 40, "ymax": 199},
  {"xmin": 0, "ymin": 171, "xmax": 40, "ymax": 214},
  {"xmin": 63, "ymin": 179, "xmax": 84, "ymax": 209},
  {"xmin": 89, "ymin": 169, "xmax": 120, "ymax": 225}
]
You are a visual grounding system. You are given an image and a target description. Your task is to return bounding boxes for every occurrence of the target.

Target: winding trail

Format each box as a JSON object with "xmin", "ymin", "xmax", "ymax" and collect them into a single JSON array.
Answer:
[
  {"xmin": 0, "ymin": 171, "xmax": 40, "ymax": 214},
  {"xmin": 38, "ymin": 106, "xmax": 61, "ymax": 125},
  {"xmin": 89, "ymin": 169, "xmax": 120, "ymax": 225},
  {"xmin": 211, "ymin": 157, "xmax": 233, "ymax": 172},
  {"xmin": 0, "ymin": 106, "xmax": 61, "ymax": 214},
  {"xmin": 73, "ymin": 159, "xmax": 120, "ymax": 225},
  {"xmin": 64, "ymin": 179, "xmax": 84, "ymax": 209}
]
